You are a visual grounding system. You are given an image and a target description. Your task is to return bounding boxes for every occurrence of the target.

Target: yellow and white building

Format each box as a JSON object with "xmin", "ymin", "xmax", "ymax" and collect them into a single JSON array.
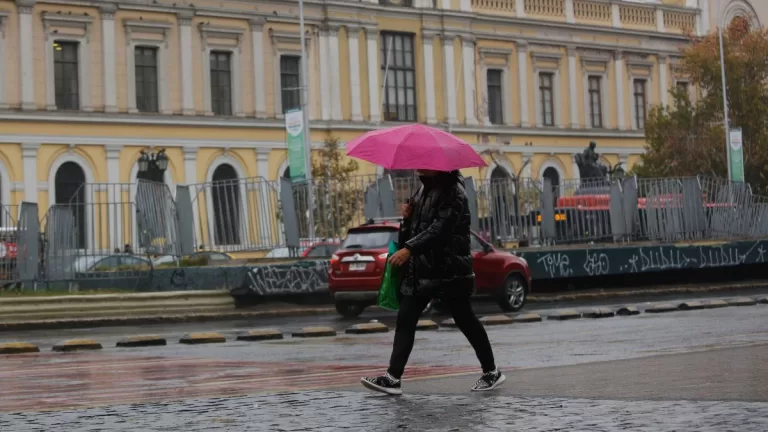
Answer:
[{"xmin": 0, "ymin": 0, "xmax": 763, "ymax": 220}]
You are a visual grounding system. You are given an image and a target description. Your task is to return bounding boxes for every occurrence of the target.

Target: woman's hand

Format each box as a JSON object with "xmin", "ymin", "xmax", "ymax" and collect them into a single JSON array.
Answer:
[
  {"xmin": 388, "ymin": 248, "xmax": 411, "ymax": 266},
  {"xmin": 401, "ymin": 203, "xmax": 413, "ymax": 219}
]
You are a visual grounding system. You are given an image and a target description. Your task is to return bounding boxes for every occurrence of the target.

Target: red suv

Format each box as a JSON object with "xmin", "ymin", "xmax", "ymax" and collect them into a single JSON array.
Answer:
[{"xmin": 328, "ymin": 220, "xmax": 532, "ymax": 318}]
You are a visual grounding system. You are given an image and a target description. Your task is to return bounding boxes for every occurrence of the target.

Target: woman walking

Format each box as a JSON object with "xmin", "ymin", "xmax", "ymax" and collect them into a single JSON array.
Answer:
[{"xmin": 360, "ymin": 169, "xmax": 504, "ymax": 395}]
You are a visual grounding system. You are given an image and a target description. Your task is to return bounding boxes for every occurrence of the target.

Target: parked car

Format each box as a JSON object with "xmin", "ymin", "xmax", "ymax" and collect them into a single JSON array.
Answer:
[
  {"xmin": 265, "ymin": 247, "xmax": 304, "ymax": 259},
  {"xmin": 71, "ymin": 254, "xmax": 152, "ymax": 273},
  {"xmin": 153, "ymin": 251, "xmax": 233, "ymax": 267},
  {"xmin": 302, "ymin": 242, "xmax": 341, "ymax": 258},
  {"xmin": 328, "ymin": 220, "xmax": 532, "ymax": 318}
]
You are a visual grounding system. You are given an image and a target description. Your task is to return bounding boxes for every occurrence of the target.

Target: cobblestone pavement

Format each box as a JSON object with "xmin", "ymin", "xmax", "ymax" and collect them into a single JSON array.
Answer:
[{"xmin": 3, "ymin": 390, "xmax": 768, "ymax": 431}]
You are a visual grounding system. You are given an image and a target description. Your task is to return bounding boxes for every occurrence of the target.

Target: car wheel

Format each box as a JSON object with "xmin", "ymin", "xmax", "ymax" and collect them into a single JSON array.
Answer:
[
  {"xmin": 496, "ymin": 274, "xmax": 527, "ymax": 312},
  {"xmin": 335, "ymin": 301, "xmax": 365, "ymax": 318}
]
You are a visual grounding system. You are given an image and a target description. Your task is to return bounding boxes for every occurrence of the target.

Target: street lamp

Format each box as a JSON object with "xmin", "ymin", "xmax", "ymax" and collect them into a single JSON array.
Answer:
[
  {"xmin": 138, "ymin": 148, "xmax": 169, "ymax": 182},
  {"xmin": 716, "ymin": 0, "xmax": 733, "ymax": 181}
]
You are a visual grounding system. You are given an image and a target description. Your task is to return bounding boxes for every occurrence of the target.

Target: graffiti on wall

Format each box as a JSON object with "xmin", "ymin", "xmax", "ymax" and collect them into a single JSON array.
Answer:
[
  {"xmin": 245, "ymin": 260, "xmax": 330, "ymax": 295},
  {"xmin": 521, "ymin": 240, "xmax": 768, "ymax": 280}
]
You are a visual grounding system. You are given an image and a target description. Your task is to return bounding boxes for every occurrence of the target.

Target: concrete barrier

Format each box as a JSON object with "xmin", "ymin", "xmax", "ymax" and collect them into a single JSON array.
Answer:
[
  {"xmin": 440, "ymin": 318, "xmax": 457, "ymax": 328},
  {"xmin": 236, "ymin": 329, "xmax": 284, "ymax": 341},
  {"xmin": 701, "ymin": 299, "xmax": 729, "ymax": 309},
  {"xmin": 53, "ymin": 339, "xmax": 102, "ymax": 352},
  {"xmin": 179, "ymin": 332, "xmax": 227, "ymax": 344},
  {"xmin": 415, "ymin": 320, "xmax": 439, "ymax": 331},
  {"xmin": 546, "ymin": 309, "xmax": 582, "ymax": 321},
  {"xmin": 727, "ymin": 297, "xmax": 758, "ymax": 306},
  {"xmin": 292, "ymin": 327, "xmax": 337, "ymax": 338},
  {"xmin": 0, "ymin": 342, "xmax": 40, "ymax": 354},
  {"xmin": 116, "ymin": 335, "xmax": 167, "ymax": 348},
  {"xmin": 511, "ymin": 313, "xmax": 543, "ymax": 323},
  {"xmin": 480, "ymin": 315, "xmax": 514, "ymax": 326},
  {"xmin": 345, "ymin": 323, "xmax": 389, "ymax": 335},
  {"xmin": 0, "ymin": 290, "xmax": 236, "ymax": 323},
  {"xmin": 758, "ymin": 297, "xmax": 768, "ymax": 304},
  {"xmin": 645, "ymin": 303, "xmax": 679, "ymax": 313},
  {"xmin": 581, "ymin": 308, "xmax": 615, "ymax": 318},
  {"xmin": 616, "ymin": 306, "xmax": 640, "ymax": 316}
]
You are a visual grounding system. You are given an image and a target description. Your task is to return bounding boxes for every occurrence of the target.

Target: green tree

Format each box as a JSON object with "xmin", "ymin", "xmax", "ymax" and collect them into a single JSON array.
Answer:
[
  {"xmin": 637, "ymin": 17, "xmax": 768, "ymax": 192},
  {"xmin": 303, "ymin": 137, "xmax": 361, "ymax": 239}
]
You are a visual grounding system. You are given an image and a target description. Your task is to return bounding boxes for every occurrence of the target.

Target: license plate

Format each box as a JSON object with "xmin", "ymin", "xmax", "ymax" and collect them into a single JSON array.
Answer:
[{"xmin": 349, "ymin": 263, "xmax": 367, "ymax": 271}]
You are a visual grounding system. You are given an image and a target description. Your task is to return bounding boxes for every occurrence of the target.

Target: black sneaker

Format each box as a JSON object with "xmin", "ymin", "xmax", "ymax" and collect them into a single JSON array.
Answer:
[
  {"xmin": 361, "ymin": 373, "xmax": 403, "ymax": 395},
  {"xmin": 470, "ymin": 369, "xmax": 506, "ymax": 392}
]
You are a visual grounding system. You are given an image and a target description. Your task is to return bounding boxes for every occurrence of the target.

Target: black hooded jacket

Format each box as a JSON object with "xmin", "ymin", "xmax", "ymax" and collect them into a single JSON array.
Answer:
[{"xmin": 398, "ymin": 170, "xmax": 475, "ymax": 298}]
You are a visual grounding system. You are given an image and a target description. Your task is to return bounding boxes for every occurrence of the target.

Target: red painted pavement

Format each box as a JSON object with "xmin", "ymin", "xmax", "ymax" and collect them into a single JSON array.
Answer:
[{"xmin": 0, "ymin": 353, "xmax": 478, "ymax": 413}]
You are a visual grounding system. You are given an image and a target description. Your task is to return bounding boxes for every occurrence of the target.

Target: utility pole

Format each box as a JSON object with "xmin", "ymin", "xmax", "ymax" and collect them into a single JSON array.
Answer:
[{"xmin": 298, "ymin": 0, "xmax": 315, "ymax": 238}]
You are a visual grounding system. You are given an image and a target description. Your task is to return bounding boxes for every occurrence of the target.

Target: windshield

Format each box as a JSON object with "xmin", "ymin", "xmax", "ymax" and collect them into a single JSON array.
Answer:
[{"xmin": 341, "ymin": 229, "xmax": 398, "ymax": 250}]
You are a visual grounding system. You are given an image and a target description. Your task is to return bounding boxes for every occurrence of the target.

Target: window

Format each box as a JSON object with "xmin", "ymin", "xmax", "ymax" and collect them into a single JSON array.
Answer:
[
  {"xmin": 470, "ymin": 234, "xmax": 485, "ymax": 252},
  {"xmin": 53, "ymin": 41, "xmax": 80, "ymax": 110},
  {"xmin": 676, "ymin": 81, "xmax": 690, "ymax": 101},
  {"xmin": 486, "ymin": 69, "xmax": 503, "ymax": 125},
  {"xmin": 341, "ymin": 229, "xmax": 398, "ymax": 249},
  {"xmin": 280, "ymin": 55, "xmax": 301, "ymax": 113},
  {"xmin": 135, "ymin": 47, "xmax": 159, "ymax": 113},
  {"xmin": 633, "ymin": 79, "xmax": 647, "ymax": 129},
  {"xmin": 539, "ymin": 72, "xmax": 554, "ymax": 126},
  {"xmin": 211, "ymin": 163, "xmax": 241, "ymax": 245},
  {"xmin": 381, "ymin": 32, "xmax": 416, "ymax": 122},
  {"xmin": 210, "ymin": 51, "xmax": 232, "ymax": 116},
  {"xmin": 588, "ymin": 76, "xmax": 603, "ymax": 128}
]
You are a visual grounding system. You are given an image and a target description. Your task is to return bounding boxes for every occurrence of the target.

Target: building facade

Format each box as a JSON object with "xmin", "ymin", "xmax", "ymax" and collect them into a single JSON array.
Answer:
[{"xmin": 0, "ymin": 0, "xmax": 762, "ymax": 222}]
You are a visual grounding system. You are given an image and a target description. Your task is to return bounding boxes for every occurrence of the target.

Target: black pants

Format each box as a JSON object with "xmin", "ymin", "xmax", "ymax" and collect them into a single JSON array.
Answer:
[{"xmin": 387, "ymin": 295, "xmax": 496, "ymax": 379}]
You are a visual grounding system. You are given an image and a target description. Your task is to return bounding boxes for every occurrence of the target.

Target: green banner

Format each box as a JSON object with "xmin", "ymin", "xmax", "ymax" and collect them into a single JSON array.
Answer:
[
  {"xmin": 285, "ymin": 109, "xmax": 306, "ymax": 182},
  {"xmin": 729, "ymin": 127, "xmax": 745, "ymax": 182}
]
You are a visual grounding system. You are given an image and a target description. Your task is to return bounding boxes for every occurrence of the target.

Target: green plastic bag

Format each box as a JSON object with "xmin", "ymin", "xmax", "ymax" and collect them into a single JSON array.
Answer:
[{"xmin": 377, "ymin": 241, "xmax": 401, "ymax": 311}]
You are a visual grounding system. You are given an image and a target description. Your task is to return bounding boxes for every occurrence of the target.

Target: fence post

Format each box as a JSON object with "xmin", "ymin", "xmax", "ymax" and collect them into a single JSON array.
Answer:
[
  {"xmin": 622, "ymin": 176, "xmax": 639, "ymax": 239},
  {"xmin": 681, "ymin": 177, "xmax": 705, "ymax": 240},
  {"xmin": 464, "ymin": 177, "xmax": 479, "ymax": 232},
  {"xmin": 280, "ymin": 178, "xmax": 301, "ymax": 248},
  {"xmin": 175, "ymin": 185, "xmax": 196, "ymax": 256},
  {"xmin": 540, "ymin": 178, "xmax": 556, "ymax": 240},
  {"xmin": 609, "ymin": 180, "xmax": 626, "ymax": 241},
  {"xmin": 16, "ymin": 202, "xmax": 40, "ymax": 286}
]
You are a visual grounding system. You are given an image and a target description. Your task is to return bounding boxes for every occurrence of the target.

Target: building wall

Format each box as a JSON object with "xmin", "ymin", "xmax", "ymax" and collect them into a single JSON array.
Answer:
[{"xmin": 0, "ymin": 0, "xmax": 731, "ymax": 222}]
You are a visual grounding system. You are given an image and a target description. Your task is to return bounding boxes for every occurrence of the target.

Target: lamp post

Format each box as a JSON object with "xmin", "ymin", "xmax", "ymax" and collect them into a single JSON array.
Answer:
[
  {"xmin": 298, "ymin": 0, "xmax": 315, "ymax": 239},
  {"xmin": 716, "ymin": 0, "xmax": 733, "ymax": 181},
  {"xmin": 137, "ymin": 148, "xmax": 169, "ymax": 183}
]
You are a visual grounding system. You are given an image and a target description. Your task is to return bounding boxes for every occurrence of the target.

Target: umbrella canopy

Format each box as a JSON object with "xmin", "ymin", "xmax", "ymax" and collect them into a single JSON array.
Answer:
[{"xmin": 346, "ymin": 124, "xmax": 487, "ymax": 171}]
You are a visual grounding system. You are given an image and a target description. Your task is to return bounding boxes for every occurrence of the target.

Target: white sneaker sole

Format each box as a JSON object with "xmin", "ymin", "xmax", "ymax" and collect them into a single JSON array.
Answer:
[
  {"xmin": 471, "ymin": 373, "xmax": 506, "ymax": 392},
  {"xmin": 361, "ymin": 378, "xmax": 403, "ymax": 395}
]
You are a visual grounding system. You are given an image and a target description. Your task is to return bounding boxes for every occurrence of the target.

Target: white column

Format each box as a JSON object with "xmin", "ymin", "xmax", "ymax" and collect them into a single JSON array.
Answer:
[
  {"xmin": 101, "ymin": 5, "xmax": 117, "ymax": 112},
  {"xmin": 0, "ymin": 14, "xmax": 7, "ymax": 109},
  {"xmin": 21, "ymin": 143, "xmax": 39, "ymax": 202},
  {"xmin": 184, "ymin": 147, "xmax": 200, "ymax": 245},
  {"xmin": 611, "ymin": 4, "xmax": 621, "ymax": 28},
  {"xmin": 179, "ymin": 12, "xmax": 195, "ymax": 115},
  {"xmin": 460, "ymin": 0, "xmax": 472, "ymax": 12},
  {"xmin": 442, "ymin": 35, "xmax": 457, "ymax": 125},
  {"xmin": 614, "ymin": 50, "xmax": 626, "ymax": 130},
  {"xmin": 17, "ymin": 0, "xmax": 35, "ymax": 111},
  {"xmin": 516, "ymin": 0, "xmax": 526, "ymax": 18},
  {"xmin": 423, "ymin": 31, "xmax": 437, "ymax": 124},
  {"xmin": 250, "ymin": 18, "xmax": 267, "ymax": 119},
  {"xmin": 656, "ymin": 8, "xmax": 665, "ymax": 32},
  {"xmin": 517, "ymin": 41, "xmax": 530, "ymax": 128},
  {"xmin": 440, "ymin": 0, "xmax": 451, "ymax": 9},
  {"xmin": 659, "ymin": 54, "xmax": 668, "ymax": 107},
  {"xmin": 565, "ymin": 0, "xmax": 575, "ymax": 23},
  {"xmin": 105, "ymin": 145, "xmax": 121, "ymax": 251},
  {"xmin": 347, "ymin": 26, "xmax": 363, "ymax": 122},
  {"xmin": 328, "ymin": 26, "xmax": 342, "ymax": 121},
  {"xmin": 698, "ymin": 0, "xmax": 709, "ymax": 36},
  {"xmin": 567, "ymin": 47, "xmax": 579, "ymax": 129},
  {"xmin": 366, "ymin": 27, "xmax": 380, "ymax": 123},
  {"xmin": 319, "ymin": 28, "xmax": 331, "ymax": 121},
  {"xmin": 461, "ymin": 36, "xmax": 477, "ymax": 126}
]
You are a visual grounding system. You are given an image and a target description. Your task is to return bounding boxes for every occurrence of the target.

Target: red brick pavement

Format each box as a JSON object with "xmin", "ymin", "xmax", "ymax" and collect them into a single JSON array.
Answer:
[{"xmin": 0, "ymin": 353, "xmax": 478, "ymax": 413}]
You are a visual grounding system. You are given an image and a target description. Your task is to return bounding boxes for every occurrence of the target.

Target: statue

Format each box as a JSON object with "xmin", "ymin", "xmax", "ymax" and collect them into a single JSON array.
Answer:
[{"xmin": 575, "ymin": 141, "xmax": 609, "ymax": 181}]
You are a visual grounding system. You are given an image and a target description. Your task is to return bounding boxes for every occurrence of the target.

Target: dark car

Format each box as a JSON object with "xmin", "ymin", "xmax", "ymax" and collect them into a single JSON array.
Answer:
[{"xmin": 328, "ymin": 219, "xmax": 532, "ymax": 318}]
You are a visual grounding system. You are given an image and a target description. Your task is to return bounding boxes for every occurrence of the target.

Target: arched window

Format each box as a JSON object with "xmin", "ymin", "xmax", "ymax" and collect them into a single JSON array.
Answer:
[
  {"xmin": 55, "ymin": 162, "xmax": 87, "ymax": 249},
  {"xmin": 542, "ymin": 166, "xmax": 561, "ymax": 202},
  {"xmin": 489, "ymin": 166, "xmax": 513, "ymax": 242},
  {"xmin": 211, "ymin": 164, "xmax": 241, "ymax": 245},
  {"xmin": 282, "ymin": 166, "xmax": 291, "ymax": 179}
]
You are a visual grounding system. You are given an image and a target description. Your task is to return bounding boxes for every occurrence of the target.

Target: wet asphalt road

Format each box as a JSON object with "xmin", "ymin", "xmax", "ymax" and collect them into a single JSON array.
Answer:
[{"xmin": 1, "ymin": 297, "xmax": 767, "ymax": 430}]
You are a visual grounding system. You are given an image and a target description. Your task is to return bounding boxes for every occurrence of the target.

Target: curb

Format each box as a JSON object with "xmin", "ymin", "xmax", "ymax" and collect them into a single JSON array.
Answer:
[
  {"xmin": 727, "ymin": 297, "xmax": 758, "ymax": 306},
  {"xmin": 292, "ymin": 327, "xmax": 337, "ymax": 338},
  {"xmin": 701, "ymin": 299, "xmax": 729, "ymax": 309},
  {"xmin": 645, "ymin": 303, "xmax": 679, "ymax": 313},
  {"xmin": 116, "ymin": 335, "xmax": 167, "ymax": 348},
  {"xmin": 236, "ymin": 329, "xmax": 284, "ymax": 341},
  {"xmin": 179, "ymin": 332, "xmax": 227, "ymax": 344},
  {"xmin": 480, "ymin": 315, "xmax": 515, "ymax": 326},
  {"xmin": 679, "ymin": 301, "xmax": 707, "ymax": 310},
  {"xmin": 415, "ymin": 320, "xmax": 439, "ymax": 331},
  {"xmin": 546, "ymin": 309, "xmax": 582, "ymax": 321},
  {"xmin": 582, "ymin": 308, "xmax": 615, "ymax": 319},
  {"xmin": 345, "ymin": 323, "xmax": 388, "ymax": 335},
  {"xmin": 511, "ymin": 313, "xmax": 543, "ymax": 323},
  {"xmin": 616, "ymin": 306, "xmax": 640, "ymax": 316},
  {"xmin": 52, "ymin": 339, "xmax": 102, "ymax": 352},
  {"xmin": 440, "ymin": 318, "xmax": 457, "ymax": 328},
  {"xmin": 0, "ymin": 342, "xmax": 40, "ymax": 354}
]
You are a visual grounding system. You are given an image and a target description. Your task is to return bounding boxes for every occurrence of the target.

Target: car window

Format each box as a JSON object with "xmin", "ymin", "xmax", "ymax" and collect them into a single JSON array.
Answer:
[
  {"xmin": 206, "ymin": 253, "xmax": 230, "ymax": 261},
  {"xmin": 470, "ymin": 234, "xmax": 484, "ymax": 251},
  {"xmin": 121, "ymin": 256, "xmax": 149, "ymax": 267},
  {"xmin": 90, "ymin": 256, "xmax": 120, "ymax": 270},
  {"xmin": 342, "ymin": 230, "xmax": 398, "ymax": 250}
]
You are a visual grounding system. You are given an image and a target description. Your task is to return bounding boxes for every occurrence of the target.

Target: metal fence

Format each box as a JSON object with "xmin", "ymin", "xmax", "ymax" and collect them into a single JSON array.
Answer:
[{"xmin": 6, "ymin": 172, "xmax": 768, "ymax": 289}]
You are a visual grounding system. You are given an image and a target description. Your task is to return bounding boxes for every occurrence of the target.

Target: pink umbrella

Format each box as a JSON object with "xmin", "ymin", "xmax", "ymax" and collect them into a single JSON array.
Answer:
[{"xmin": 346, "ymin": 124, "xmax": 487, "ymax": 171}]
